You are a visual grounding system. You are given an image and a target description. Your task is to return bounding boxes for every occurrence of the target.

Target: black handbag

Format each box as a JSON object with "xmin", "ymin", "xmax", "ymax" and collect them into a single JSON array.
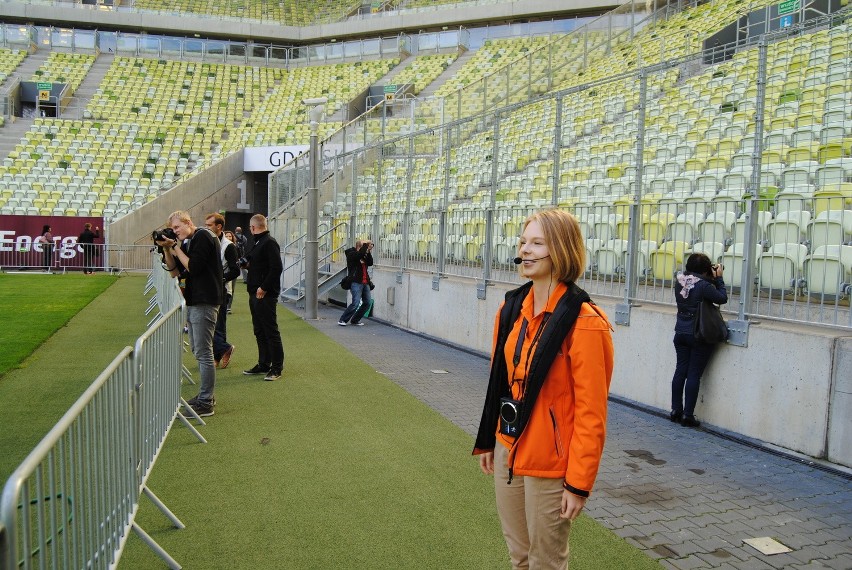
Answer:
[
  {"xmin": 693, "ymin": 300, "xmax": 728, "ymax": 343},
  {"xmin": 340, "ymin": 275, "xmax": 353, "ymax": 290}
]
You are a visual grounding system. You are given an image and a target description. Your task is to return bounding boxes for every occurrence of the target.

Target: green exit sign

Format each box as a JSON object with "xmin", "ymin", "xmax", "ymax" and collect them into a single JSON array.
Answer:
[
  {"xmin": 779, "ymin": 0, "xmax": 798, "ymax": 14},
  {"xmin": 383, "ymin": 84, "xmax": 397, "ymax": 94},
  {"xmin": 37, "ymin": 82, "xmax": 52, "ymax": 90}
]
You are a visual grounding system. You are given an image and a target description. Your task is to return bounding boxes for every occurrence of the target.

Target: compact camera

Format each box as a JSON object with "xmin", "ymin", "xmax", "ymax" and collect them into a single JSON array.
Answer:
[{"xmin": 499, "ymin": 397, "xmax": 522, "ymax": 436}]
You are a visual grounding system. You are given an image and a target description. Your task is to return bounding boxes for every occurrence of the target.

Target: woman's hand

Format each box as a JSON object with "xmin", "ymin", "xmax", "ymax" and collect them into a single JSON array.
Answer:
[
  {"xmin": 560, "ymin": 490, "xmax": 587, "ymax": 520},
  {"xmin": 479, "ymin": 451, "xmax": 494, "ymax": 475}
]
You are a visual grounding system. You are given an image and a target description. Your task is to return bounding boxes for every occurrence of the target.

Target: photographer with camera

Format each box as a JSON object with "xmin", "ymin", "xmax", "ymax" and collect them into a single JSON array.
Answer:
[
  {"xmin": 473, "ymin": 210, "xmax": 613, "ymax": 569},
  {"xmin": 670, "ymin": 253, "xmax": 727, "ymax": 428},
  {"xmin": 337, "ymin": 239, "xmax": 374, "ymax": 326},
  {"xmin": 155, "ymin": 211, "xmax": 223, "ymax": 417},
  {"xmin": 241, "ymin": 214, "xmax": 285, "ymax": 381}
]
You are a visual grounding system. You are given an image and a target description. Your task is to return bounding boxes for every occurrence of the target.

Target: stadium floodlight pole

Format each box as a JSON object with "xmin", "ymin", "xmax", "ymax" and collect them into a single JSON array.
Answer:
[{"xmin": 303, "ymin": 97, "xmax": 326, "ymax": 320}]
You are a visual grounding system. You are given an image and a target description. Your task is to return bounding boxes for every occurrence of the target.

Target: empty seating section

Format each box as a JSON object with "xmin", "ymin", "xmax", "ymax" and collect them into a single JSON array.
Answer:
[
  {"xmin": 0, "ymin": 55, "xmax": 404, "ymax": 217},
  {"xmin": 222, "ymin": 58, "xmax": 399, "ymax": 152},
  {"xmin": 0, "ymin": 47, "xmax": 26, "ymax": 85},
  {"xmin": 30, "ymin": 52, "xmax": 95, "ymax": 94},
  {"xmin": 435, "ymin": 34, "xmax": 581, "ymax": 116},
  {"xmin": 334, "ymin": 0, "xmax": 850, "ymax": 297},
  {"xmin": 390, "ymin": 54, "xmax": 458, "ymax": 95},
  {"xmin": 130, "ymin": 0, "xmax": 360, "ymax": 25}
]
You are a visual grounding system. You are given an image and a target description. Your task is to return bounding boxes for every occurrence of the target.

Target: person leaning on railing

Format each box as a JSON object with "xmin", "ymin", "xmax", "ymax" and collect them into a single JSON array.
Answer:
[{"xmin": 78, "ymin": 222, "xmax": 101, "ymax": 274}]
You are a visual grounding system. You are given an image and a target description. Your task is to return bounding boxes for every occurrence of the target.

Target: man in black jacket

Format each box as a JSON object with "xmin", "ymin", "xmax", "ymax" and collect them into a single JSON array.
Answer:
[
  {"xmin": 157, "ymin": 210, "xmax": 223, "ymax": 417},
  {"xmin": 242, "ymin": 214, "xmax": 285, "ymax": 381},
  {"xmin": 338, "ymin": 239, "xmax": 374, "ymax": 326}
]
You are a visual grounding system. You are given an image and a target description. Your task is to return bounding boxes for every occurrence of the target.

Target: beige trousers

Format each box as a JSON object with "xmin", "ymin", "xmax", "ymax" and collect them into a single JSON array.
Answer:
[{"xmin": 494, "ymin": 444, "xmax": 572, "ymax": 570}]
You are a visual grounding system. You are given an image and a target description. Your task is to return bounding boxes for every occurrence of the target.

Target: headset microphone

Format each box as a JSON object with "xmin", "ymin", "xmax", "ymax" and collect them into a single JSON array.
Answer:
[{"xmin": 513, "ymin": 255, "xmax": 550, "ymax": 264}]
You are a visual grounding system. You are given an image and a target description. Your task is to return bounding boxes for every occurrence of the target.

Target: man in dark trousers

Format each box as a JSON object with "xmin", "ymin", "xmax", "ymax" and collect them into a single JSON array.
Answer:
[
  {"xmin": 205, "ymin": 213, "xmax": 240, "ymax": 369},
  {"xmin": 156, "ymin": 210, "xmax": 223, "ymax": 417},
  {"xmin": 77, "ymin": 222, "xmax": 100, "ymax": 274},
  {"xmin": 338, "ymin": 238, "xmax": 374, "ymax": 326},
  {"xmin": 242, "ymin": 214, "xmax": 285, "ymax": 381}
]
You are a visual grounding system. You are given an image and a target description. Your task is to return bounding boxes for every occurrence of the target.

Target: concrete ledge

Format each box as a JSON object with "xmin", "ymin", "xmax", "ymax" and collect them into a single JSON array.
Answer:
[
  {"xmin": 0, "ymin": 0, "xmax": 619, "ymax": 43},
  {"xmin": 345, "ymin": 267, "xmax": 852, "ymax": 468}
]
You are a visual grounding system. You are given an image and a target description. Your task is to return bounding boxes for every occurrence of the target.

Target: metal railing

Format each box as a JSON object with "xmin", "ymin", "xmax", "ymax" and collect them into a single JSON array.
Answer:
[
  {"xmin": 0, "ymin": 259, "xmax": 194, "ymax": 569},
  {"xmin": 270, "ymin": 7, "xmax": 852, "ymax": 332},
  {"xmin": 0, "ymin": 243, "xmax": 156, "ymax": 273},
  {"xmin": 0, "ymin": 23, "xmax": 458, "ymax": 67},
  {"xmin": 277, "ymin": 220, "xmax": 349, "ymax": 301}
]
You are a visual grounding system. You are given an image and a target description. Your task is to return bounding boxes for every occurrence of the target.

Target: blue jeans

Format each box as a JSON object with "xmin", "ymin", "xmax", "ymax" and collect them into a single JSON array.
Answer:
[
  {"xmin": 187, "ymin": 304, "xmax": 218, "ymax": 405},
  {"xmin": 340, "ymin": 281, "xmax": 371, "ymax": 324},
  {"xmin": 672, "ymin": 332, "xmax": 716, "ymax": 417}
]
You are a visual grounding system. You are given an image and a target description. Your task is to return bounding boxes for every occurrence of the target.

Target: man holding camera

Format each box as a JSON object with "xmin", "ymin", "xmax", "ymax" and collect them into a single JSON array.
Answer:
[
  {"xmin": 156, "ymin": 211, "xmax": 223, "ymax": 417},
  {"xmin": 338, "ymin": 238, "xmax": 374, "ymax": 326},
  {"xmin": 242, "ymin": 214, "xmax": 285, "ymax": 381},
  {"xmin": 205, "ymin": 213, "xmax": 240, "ymax": 369}
]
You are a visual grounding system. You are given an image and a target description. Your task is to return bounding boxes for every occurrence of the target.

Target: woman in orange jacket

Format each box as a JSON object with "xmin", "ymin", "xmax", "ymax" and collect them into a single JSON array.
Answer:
[{"xmin": 473, "ymin": 209, "xmax": 614, "ymax": 570}]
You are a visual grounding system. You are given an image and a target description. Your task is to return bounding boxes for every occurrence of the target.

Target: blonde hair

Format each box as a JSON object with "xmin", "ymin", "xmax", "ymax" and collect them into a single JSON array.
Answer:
[
  {"xmin": 519, "ymin": 209, "xmax": 585, "ymax": 283},
  {"xmin": 167, "ymin": 210, "xmax": 192, "ymax": 226}
]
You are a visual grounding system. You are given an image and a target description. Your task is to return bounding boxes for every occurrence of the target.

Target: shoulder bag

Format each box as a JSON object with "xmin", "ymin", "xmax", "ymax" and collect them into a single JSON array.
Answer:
[{"xmin": 693, "ymin": 300, "xmax": 728, "ymax": 343}]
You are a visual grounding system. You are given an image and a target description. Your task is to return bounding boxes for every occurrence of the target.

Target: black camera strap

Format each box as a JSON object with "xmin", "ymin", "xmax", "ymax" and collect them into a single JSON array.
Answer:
[{"xmin": 510, "ymin": 313, "xmax": 552, "ymax": 397}]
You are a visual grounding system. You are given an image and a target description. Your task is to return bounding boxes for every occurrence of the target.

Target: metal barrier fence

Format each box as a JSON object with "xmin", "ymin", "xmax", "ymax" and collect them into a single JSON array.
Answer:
[
  {"xmin": 0, "ymin": 244, "xmax": 156, "ymax": 273},
  {"xmin": 272, "ymin": 7, "xmax": 852, "ymax": 333},
  {"xmin": 0, "ymin": 258, "xmax": 195, "ymax": 570}
]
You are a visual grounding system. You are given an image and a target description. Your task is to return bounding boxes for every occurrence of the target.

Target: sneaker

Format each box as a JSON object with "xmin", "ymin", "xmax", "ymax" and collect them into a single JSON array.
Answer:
[
  {"xmin": 353, "ymin": 322, "xmax": 365, "ymax": 326},
  {"xmin": 243, "ymin": 364, "xmax": 270, "ymax": 375},
  {"xmin": 187, "ymin": 396, "xmax": 215, "ymax": 407},
  {"xmin": 220, "ymin": 345, "xmax": 235, "ymax": 369},
  {"xmin": 337, "ymin": 320, "xmax": 348, "ymax": 326},
  {"xmin": 190, "ymin": 402, "xmax": 215, "ymax": 417},
  {"xmin": 264, "ymin": 369, "xmax": 282, "ymax": 381}
]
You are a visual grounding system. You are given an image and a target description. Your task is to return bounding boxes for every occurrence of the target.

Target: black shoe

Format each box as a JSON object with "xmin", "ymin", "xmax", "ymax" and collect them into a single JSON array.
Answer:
[
  {"xmin": 186, "ymin": 396, "xmax": 215, "ymax": 408},
  {"xmin": 264, "ymin": 369, "xmax": 282, "ymax": 381},
  {"xmin": 243, "ymin": 364, "xmax": 270, "ymax": 375},
  {"xmin": 185, "ymin": 401, "xmax": 214, "ymax": 417},
  {"xmin": 681, "ymin": 415, "xmax": 701, "ymax": 428},
  {"xmin": 669, "ymin": 411, "xmax": 683, "ymax": 423}
]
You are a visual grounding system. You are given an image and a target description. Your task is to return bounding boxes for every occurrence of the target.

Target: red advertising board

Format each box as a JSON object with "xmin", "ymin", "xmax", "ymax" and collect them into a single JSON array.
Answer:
[{"xmin": 0, "ymin": 215, "xmax": 104, "ymax": 269}]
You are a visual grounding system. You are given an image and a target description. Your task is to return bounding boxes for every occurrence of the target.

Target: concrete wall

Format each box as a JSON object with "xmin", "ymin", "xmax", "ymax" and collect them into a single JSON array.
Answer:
[
  {"xmin": 1, "ymin": 0, "xmax": 618, "ymax": 43},
  {"xmin": 108, "ymin": 152, "xmax": 251, "ymax": 245},
  {"xmin": 330, "ymin": 267, "xmax": 852, "ymax": 468}
]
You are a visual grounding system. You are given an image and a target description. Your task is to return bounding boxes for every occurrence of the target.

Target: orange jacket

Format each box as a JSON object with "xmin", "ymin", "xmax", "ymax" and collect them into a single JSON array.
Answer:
[{"xmin": 492, "ymin": 281, "xmax": 613, "ymax": 496}]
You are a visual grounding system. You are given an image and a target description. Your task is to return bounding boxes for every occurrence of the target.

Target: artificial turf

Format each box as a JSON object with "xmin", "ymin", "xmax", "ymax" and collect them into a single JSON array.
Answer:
[{"xmin": 0, "ymin": 273, "xmax": 661, "ymax": 569}]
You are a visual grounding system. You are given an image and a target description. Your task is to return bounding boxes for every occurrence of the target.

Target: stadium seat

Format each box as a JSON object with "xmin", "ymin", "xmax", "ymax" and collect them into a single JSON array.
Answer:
[
  {"xmin": 649, "ymin": 240, "xmax": 689, "ymax": 282},
  {"xmin": 807, "ymin": 209, "xmax": 852, "ymax": 251},
  {"xmin": 804, "ymin": 245, "xmax": 852, "ymax": 300},
  {"xmin": 758, "ymin": 243, "xmax": 808, "ymax": 294}
]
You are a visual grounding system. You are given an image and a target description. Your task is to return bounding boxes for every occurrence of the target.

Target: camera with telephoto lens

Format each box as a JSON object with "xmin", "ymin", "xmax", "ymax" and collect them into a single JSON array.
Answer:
[
  {"xmin": 151, "ymin": 227, "xmax": 177, "ymax": 244},
  {"xmin": 499, "ymin": 397, "xmax": 522, "ymax": 436},
  {"xmin": 151, "ymin": 227, "xmax": 178, "ymax": 263}
]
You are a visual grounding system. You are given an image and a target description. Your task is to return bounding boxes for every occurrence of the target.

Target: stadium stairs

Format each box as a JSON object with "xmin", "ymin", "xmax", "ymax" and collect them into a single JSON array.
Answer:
[
  {"xmin": 417, "ymin": 49, "xmax": 476, "ymax": 98},
  {"xmin": 0, "ymin": 51, "xmax": 49, "ymax": 160},
  {"xmin": 66, "ymin": 53, "xmax": 113, "ymax": 120}
]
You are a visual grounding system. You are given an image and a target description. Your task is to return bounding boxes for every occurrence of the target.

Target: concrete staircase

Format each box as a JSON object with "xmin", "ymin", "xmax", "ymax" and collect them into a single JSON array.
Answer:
[
  {"xmin": 416, "ymin": 49, "xmax": 474, "ymax": 98},
  {"xmin": 63, "ymin": 53, "xmax": 113, "ymax": 120},
  {"xmin": 0, "ymin": 118, "xmax": 34, "ymax": 160}
]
